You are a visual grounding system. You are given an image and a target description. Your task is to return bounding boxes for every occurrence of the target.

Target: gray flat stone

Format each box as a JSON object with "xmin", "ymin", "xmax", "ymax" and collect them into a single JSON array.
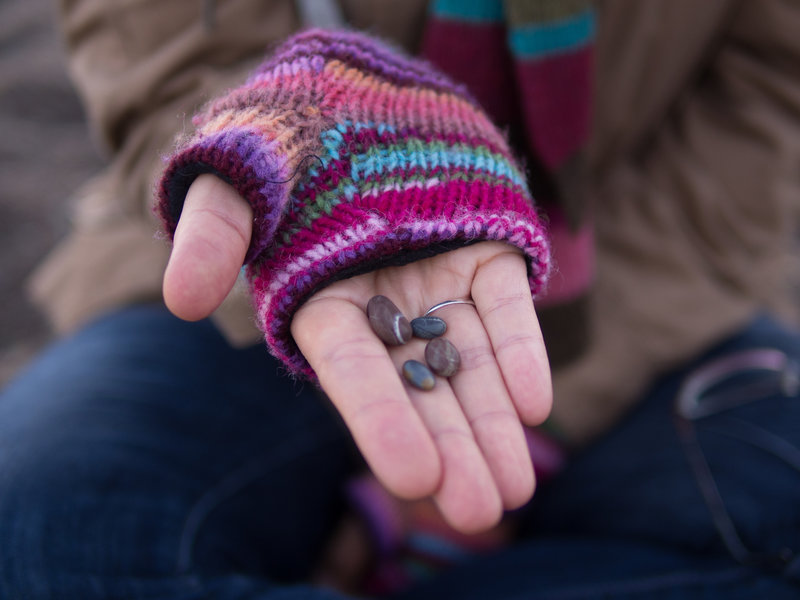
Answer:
[{"xmin": 410, "ymin": 316, "xmax": 447, "ymax": 339}]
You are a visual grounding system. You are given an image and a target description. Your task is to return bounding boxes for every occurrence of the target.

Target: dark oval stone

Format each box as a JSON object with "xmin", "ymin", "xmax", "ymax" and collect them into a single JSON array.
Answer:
[
  {"xmin": 410, "ymin": 316, "xmax": 447, "ymax": 339},
  {"xmin": 367, "ymin": 295, "xmax": 412, "ymax": 346},
  {"xmin": 402, "ymin": 360, "xmax": 436, "ymax": 391},
  {"xmin": 425, "ymin": 338, "xmax": 461, "ymax": 377}
]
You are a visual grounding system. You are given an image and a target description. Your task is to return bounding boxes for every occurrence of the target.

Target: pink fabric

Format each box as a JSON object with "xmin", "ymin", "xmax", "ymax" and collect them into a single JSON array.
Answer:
[{"xmin": 515, "ymin": 47, "xmax": 594, "ymax": 170}]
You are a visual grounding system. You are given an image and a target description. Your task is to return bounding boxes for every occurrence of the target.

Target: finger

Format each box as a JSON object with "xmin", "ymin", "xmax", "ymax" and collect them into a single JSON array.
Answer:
[
  {"xmin": 472, "ymin": 251, "xmax": 552, "ymax": 425},
  {"xmin": 292, "ymin": 297, "xmax": 441, "ymax": 500},
  {"xmin": 387, "ymin": 338, "xmax": 503, "ymax": 533},
  {"xmin": 430, "ymin": 428, "xmax": 504, "ymax": 533},
  {"xmin": 163, "ymin": 174, "xmax": 253, "ymax": 321},
  {"xmin": 437, "ymin": 303, "xmax": 535, "ymax": 511}
]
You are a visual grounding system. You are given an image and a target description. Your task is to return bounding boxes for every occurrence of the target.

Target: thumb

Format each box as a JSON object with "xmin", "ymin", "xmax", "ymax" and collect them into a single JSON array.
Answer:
[{"xmin": 163, "ymin": 174, "xmax": 253, "ymax": 321}]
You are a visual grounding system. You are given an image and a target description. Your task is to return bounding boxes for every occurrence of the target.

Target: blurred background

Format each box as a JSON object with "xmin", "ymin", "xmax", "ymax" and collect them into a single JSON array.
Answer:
[{"xmin": 0, "ymin": 0, "xmax": 104, "ymax": 385}]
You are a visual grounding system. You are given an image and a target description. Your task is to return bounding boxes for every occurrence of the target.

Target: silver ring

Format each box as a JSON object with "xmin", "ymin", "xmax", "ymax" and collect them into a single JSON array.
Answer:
[{"xmin": 424, "ymin": 299, "xmax": 476, "ymax": 316}]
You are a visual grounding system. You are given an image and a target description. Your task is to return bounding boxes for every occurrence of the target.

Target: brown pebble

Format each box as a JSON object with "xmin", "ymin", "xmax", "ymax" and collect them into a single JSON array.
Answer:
[
  {"xmin": 425, "ymin": 337, "xmax": 461, "ymax": 377},
  {"xmin": 402, "ymin": 360, "xmax": 436, "ymax": 391},
  {"xmin": 367, "ymin": 295, "xmax": 412, "ymax": 346},
  {"xmin": 410, "ymin": 316, "xmax": 447, "ymax": 339}
]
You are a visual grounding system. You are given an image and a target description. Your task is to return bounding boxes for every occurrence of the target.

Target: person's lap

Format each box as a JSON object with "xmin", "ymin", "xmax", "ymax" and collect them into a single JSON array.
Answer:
[
  {"xmin": 0, "ymin": 304, "xmax": 358, "ymax": 599},
  {"xmin": 1, "ymin": 306, "xmax": 798, "ymax": 599}
]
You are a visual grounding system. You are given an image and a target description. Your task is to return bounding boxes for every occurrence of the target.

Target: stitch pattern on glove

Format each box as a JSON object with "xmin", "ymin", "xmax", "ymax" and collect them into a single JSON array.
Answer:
[{"xmin": 158, "ymin": 29, "xmax": 550, "ymax": 377}]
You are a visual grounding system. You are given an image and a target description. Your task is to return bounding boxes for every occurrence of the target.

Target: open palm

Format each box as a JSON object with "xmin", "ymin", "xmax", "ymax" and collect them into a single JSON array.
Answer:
[{"xmin": 164, "ymin": 175, "xmax": 552, "ymax": 532}]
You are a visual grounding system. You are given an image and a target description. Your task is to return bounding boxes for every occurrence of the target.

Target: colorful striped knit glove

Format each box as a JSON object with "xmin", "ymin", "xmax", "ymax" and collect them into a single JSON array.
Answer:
[{"xmin": 157, "ymin": 29, "xmax": 550, "ymax": 377}]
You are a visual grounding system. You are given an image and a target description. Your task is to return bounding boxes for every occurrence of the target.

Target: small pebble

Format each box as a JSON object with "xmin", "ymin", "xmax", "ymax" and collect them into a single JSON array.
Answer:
[
  {"xmin": 410, "ymin": 316, "xmax": 447, "ymax": 339},
  {"xmin": 402, "ymin": 360, "xmax": 436, "ymax": 391},
  {"xmin": 425, "ymin": 337, "xmax": 461, "ymax": 377},
  {"xmin": 367, "ymin": 295, "xmax": 412, "ymax": 346}
]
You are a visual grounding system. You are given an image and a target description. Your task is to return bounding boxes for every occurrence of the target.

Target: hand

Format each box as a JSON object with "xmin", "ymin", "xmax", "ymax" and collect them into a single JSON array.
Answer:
[{"xmin": 163, "ymin": 175, "xmax": 553, "ymax": 533}]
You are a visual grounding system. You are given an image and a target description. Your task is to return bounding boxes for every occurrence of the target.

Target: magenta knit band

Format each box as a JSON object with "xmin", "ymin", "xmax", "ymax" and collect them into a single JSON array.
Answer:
[{"xmin": 157, "ymin": 29, "xmax": 550, "ymax": 378}]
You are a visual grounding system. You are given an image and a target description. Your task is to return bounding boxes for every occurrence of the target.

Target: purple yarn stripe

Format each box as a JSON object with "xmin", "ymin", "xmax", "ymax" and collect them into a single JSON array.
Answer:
[
  {"xmin": 253, "ymin": 29, "xmax": 474, "ymax": 101},
  {"xmin": 160, "ymin": 127, "xmax": 290, "ymax": 263}
]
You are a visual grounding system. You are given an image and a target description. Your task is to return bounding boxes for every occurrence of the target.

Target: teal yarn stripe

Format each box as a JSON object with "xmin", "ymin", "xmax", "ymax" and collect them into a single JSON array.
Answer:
[
  {"xmin": 509, "ymin": 8, "xmax": 594, "ymax": 59},
  {"xmin": 349, "ymin": 143, "xmax": 527, "ymax": 189},
  {"xmin": 318, "ymin": 123, "xmax": 527, "ymax": 189},
  {"xmin": 429, "ymin": 0, "xmax": 504, "ymax": 23}
]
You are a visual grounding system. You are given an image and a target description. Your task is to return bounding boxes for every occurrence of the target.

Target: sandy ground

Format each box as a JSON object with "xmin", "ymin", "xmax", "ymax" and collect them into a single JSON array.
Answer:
[{"xmin": 0, "ymin": 0, "xmax": 104, "ymax": 386}]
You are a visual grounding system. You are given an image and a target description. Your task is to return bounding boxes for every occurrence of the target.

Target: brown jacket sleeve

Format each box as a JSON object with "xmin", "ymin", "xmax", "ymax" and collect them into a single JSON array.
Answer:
[
  {"xmin": 31, "ymin": 0, "xmax": 301, "ymax": 339},
  {"xmin": 552, "ymin": 0, "xmax": 800, "ymax": 443}
]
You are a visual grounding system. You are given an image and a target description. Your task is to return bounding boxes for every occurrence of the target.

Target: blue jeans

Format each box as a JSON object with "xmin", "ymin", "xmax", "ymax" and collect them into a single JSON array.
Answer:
[{"xmin": 1, "ymin": 305, "xmax": 798, "ymax": 599}]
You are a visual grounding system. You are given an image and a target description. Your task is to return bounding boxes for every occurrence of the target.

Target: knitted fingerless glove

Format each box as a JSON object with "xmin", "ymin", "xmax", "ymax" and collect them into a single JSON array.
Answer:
[{"xmin": 157, "ymin": 29, "xmax": 550, "ymax": 378}]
